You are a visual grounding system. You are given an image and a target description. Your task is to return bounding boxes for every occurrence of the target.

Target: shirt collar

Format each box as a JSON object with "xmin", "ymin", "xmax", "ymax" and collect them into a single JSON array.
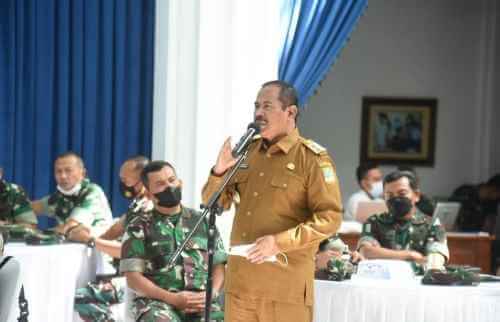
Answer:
[{"xmin": 260, "ymin": 128, "xmax": 300, "ymax": 154}]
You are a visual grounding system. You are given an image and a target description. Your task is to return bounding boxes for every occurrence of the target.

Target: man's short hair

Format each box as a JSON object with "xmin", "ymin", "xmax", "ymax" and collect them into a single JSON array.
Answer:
[
  {"xmin": 383, "ymin": 170, "xmax": 419, "ymax": 191},
  {"xmin": 487, "ymin": 174, "xmax": 500, "ymax": 190},
  {"xmin": 261, "ymin": 80, "xmax": 300, "ymax": 122},
  {"xmin": 397, "ymin": 165, "xmax": 420, "ymax": 185},
  {"xmin": 356, "ymin": 163, "xmax": 379, "ymax": 185},
  {"xmin": 55, "ymin": 151, "xmax": 85, "ymax": 169},
  {"xmin": 141, "ymin": 160, "xmax": 176, "ymax": 189},
  {"xmin": 126, "ymin": 156, "xmax": 150, "ymax": 173}
]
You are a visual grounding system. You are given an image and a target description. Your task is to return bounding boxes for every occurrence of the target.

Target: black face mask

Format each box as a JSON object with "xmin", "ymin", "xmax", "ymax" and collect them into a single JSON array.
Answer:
[
  {"xmin": 120, "ymin": 181, "xmax": 138, "ymax": 200},
  {"xmin": 0, "ymin": 180, "xmax": 6, "ymax": 194},
  {"xmin": 387, "ymin": 196, "xmax": 413, "ymax": 220},
  {"xmin": 0, "ymin": 180, "xmax": 9, "ymax": 213},
  {"xmin": 155, "ymin": 186, "xmax": 182, "ymax": 208}
]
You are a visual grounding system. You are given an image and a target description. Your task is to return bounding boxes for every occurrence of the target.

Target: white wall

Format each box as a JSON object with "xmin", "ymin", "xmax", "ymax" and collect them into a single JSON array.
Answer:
[
  {"xmin": 493, "ymin": 1, "xmax": 500, "ymax": 175},
  {"xmin": 300, "ymin": 0, "xmax": 497, "ymax": 204}
]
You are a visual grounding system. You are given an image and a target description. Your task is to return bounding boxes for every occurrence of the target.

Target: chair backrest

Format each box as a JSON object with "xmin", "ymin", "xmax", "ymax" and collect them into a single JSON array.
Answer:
[
  {"xmin": 355, "ymin": 200, "xmax": 388, "ymax": 223},
  {"xmin": 0, "ymin": 256, "xmax": 23, "ymax": 322},
  {"xmin": 432, "ymin": 202, "xmax": 461, "ymax": 231}
]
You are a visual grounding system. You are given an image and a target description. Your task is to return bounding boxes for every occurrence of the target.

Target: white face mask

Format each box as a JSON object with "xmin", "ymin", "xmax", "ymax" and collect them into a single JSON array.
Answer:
[
  {"xmin": 369, "ymin": 180, "xmax": 383, "ymax": 199},
  {"xmin": 57, "ymin": 182, "xmax": 82, "ymax": 196}
]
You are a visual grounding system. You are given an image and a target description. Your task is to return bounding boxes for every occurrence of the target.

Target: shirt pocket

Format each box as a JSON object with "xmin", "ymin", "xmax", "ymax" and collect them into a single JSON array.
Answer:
[
  {"xmin": 149, "ymin": 238, "xmax": 175, "ymax": 270},
  {"xmin": 232, "ymin": 172, "xmax": 249, "ymax": 204},
  {"xmin": 233, "ymin": 171, "xmax": 249, "ymax": 186},
  {"xmin": 270, "ymin": 173, "xmax": 306, "ymax": 217}
]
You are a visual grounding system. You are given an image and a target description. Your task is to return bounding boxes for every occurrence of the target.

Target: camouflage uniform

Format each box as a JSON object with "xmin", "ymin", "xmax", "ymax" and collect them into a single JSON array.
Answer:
[
  {"xmin": 120, "ymin": 206, "xmax": 227, "ymax": 322},
  {"xmin": 75, "ymin": 277, "xmax": 125, "ymax": 322},
  {"xmin": 0, "ymin": 179, "xmax": 37, "ymax": 226},
  {"xmin": 315, "ymin": 236, "xmax": 354, "ymax": 281},
  {"xmin": 39, "ymin": 178, "xmax": 112, "ymax": 236},
  {"xmin": 75, "ymin": 195, "xmax": 151, "ymax": 322},
  {"xmin": 358, "ymin": 211, "xmax": 449, "ymax": 273}
]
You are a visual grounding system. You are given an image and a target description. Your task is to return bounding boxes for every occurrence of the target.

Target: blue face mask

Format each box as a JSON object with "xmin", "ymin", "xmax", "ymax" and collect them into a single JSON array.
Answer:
[{"xmin": 369, "ymin": 180, "xmax": 384, "ymax": 199}]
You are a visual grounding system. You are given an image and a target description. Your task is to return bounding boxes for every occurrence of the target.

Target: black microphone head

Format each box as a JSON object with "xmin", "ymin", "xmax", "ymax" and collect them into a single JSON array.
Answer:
[{"xmin": 247, "ymin": 122, "xmax": 260, "ymax": 134}]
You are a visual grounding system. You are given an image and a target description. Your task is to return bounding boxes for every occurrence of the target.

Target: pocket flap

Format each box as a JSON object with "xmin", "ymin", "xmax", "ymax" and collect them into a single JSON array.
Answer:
[{"xmin": 270, "ymin": 176, "xmax": 289, "ymax": 189}]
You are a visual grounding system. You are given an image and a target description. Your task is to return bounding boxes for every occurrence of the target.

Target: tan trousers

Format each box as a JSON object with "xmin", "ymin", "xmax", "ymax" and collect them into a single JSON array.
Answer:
[{"xmin": 225, "ymin": 293, "xmax": 312, "ymax": 322}]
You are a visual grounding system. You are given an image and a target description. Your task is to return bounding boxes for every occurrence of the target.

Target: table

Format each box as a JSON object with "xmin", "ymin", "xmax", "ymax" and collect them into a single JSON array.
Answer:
[
  {"xmin": 339, "ymin": 232, "xmax": 495, "ymax": 273},
  {"xmin": 4, "ymin": 243, "xmax": 97, "ymax": 322},
  {"xmin": 314, "ymin": 278, "xmax": 500, "ymax": 322}
]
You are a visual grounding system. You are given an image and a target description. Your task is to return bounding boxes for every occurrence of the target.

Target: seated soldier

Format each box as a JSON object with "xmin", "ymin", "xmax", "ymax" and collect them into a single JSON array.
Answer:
[
  {"xmin": 358, "ymin": 170, "xmax": 449, "ymax": 273},
  {"xmin": 0, "ymin": 167, "xmax": 37, "ymax": 229},
  {"xmin": 315, "ymin": 236, "xmax": 363, "ymax": 281},
  {"xmin": 31, "ymin": 152, "xmax": 112, "ymax": 237},
  {"xmin": 69, "ymin": 156, "xmax": 151, "ymax": 322},
  {"xmin": 120, "ymin": 161, "xmax": 227, "ymax": 322}
]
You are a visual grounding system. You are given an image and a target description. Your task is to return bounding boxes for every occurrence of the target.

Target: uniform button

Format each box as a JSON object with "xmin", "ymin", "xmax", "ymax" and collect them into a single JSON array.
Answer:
[
  {"xmin": 247, "ymin": 211, "xmax": 251, "ymax": 216},
  {"xmin": 253, "ymin": 191, "xmax": 259, "ymax": 197},
  {"xmin": 242, "ymin": 232, "xmax": 247, "ymax": 237},
  {"xmin": 283, "ymin": 183, "xmax": 287, "ymax": 188},
  {"xmin": 266, "ymin": 154, "xmax": 271, "ymax": 158},
  {"xmin": 259, "ymin": 172, "xmax": 264, "ymax": 177}
]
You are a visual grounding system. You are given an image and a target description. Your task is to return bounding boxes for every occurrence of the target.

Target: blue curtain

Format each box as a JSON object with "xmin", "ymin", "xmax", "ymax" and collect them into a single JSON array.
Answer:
[
  {"xmin": 0, "ymin": 0, "xmax": 155, "ymax": 227},
  {"xmin": 279, "ymin": 0, "xmax": 368, "ymax": 107}
]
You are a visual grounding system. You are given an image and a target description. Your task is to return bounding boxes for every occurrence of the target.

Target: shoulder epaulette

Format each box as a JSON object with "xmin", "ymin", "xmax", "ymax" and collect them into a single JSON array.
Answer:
[{"xmin": 302, "ymin": 139, "xmax": 326, "ymax": 155}]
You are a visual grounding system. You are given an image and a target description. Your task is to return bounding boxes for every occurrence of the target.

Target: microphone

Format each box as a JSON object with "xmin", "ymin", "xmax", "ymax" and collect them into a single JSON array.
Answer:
[{"xmin": 231, "ymin": 122, "xmax": 261, "ymax": 158}]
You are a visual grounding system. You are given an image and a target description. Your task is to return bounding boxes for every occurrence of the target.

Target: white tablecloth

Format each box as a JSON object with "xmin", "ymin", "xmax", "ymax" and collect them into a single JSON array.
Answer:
[
  {"xmin": 314, "ymin": 278, "xmax": 500, "ymax": 322},
  {"xmin": 4, "ymin": 243, "xmax": 97, "ymax": 322}
]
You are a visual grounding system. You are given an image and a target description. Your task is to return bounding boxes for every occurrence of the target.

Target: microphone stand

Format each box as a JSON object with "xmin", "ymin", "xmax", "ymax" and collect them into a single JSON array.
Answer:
[{"xmin": 165, "ymin": 149, "xmax": 249, "ymax": 322}]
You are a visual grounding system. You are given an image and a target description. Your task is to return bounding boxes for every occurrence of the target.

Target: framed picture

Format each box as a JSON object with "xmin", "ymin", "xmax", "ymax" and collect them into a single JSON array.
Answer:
[{"xmin": 360, "ymin": 97, "xmax": 437, "ymax": 166}]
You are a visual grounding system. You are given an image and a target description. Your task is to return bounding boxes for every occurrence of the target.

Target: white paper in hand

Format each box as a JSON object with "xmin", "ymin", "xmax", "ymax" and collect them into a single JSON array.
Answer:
[{"xmin": 229, "ymin": 243, "xmax": 277, "ymax": 262}]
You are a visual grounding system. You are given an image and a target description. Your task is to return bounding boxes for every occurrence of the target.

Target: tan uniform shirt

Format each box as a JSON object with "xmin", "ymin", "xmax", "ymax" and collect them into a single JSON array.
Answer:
[{"xmin": 202, "ymin": 128, "xmax": 343, "ymax": 305}]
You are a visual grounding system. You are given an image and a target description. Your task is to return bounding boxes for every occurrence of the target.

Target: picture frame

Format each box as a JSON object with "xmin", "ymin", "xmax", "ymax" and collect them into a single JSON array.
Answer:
[{"xmin": 360, "ymin": 97, "xmax": 437, "ymax": 166}]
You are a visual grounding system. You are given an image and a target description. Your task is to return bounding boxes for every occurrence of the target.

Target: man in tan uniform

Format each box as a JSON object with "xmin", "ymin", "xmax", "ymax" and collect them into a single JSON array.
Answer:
[{"xmin": 202, "ymin": 80, "xmax": 343, "ymax": 322}]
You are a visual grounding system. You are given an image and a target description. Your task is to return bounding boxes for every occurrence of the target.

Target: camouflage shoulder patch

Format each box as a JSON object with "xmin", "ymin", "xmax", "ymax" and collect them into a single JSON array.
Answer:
[
  {"xmin": 302, "ymin": 139, "xmax": 326, "ymax": 154},
  {"xmin": 319, "ymin": 161, "xmax": 336, "ymax": 184}
]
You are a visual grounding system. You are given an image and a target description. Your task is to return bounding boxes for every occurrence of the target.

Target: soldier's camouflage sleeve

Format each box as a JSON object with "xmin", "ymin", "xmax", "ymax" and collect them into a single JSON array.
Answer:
[
  {"xmin": 120, "ymin": 216, "xmax": 148, "ymax": 273},
  {"xmin": 213, "ymin": 227, "xmax": 227, "ymax": 265},
  {"xmin": 10, "ymin": 184, "xmax": 37, "ymax": 225},
  {"xmin": 357, "ymin": 215, "xmax": 381, "ymax": 249},
  {"xmin": 69, "ymin": 185, "xmax": 112, "ymax": 232},
  {"xmin": 426, "ymin": 220, "xmax": 449, "ymax": 261}
]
